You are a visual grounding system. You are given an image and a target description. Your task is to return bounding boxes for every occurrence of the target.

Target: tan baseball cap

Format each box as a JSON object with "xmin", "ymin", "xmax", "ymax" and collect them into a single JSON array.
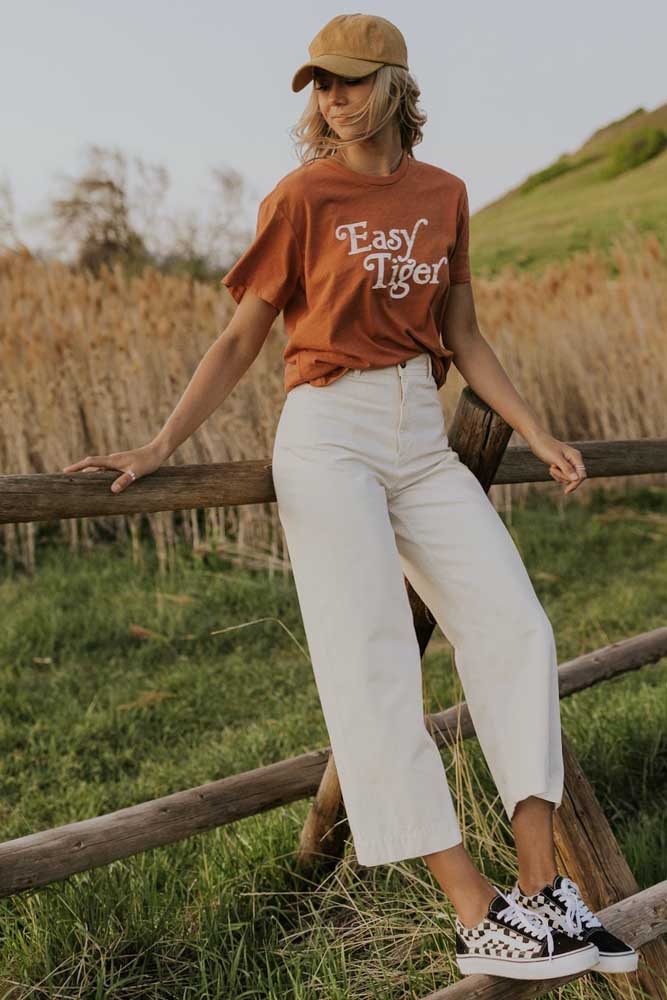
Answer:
[{"xmin": 291, "ymin": 13, "xmax": 409, "ymax": 93}]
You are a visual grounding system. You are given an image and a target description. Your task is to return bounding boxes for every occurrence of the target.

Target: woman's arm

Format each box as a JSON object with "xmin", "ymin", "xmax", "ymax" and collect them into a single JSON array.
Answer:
[
  {"xmin": 150, "ymin": 291, "xmax": 279, "ymax": 462},
  {"xmin": 442, "ymin": 284, "xmax": 543, "ymax": 444},
  {"xmin": 441, "ymin": 284, "xmax": 587, "ymax": 494},
  {"xmin": 63, "ymin": 291, "xmax": 279, "ymax": 493}
]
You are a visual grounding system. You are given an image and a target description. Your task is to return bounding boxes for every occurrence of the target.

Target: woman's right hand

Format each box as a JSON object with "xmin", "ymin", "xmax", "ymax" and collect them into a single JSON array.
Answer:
[{"xmin": 62, "ymin": 441, "xmax": 167, "ymax": 493}]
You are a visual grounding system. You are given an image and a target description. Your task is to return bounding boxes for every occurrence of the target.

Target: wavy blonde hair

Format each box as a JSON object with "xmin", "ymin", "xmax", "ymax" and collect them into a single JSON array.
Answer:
[{"xmin": 289, "ymin": 64, "xmax": 427, "ymax": 164}]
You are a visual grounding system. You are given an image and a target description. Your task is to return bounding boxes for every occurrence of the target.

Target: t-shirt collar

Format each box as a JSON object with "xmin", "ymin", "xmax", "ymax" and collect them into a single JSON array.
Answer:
[{"xmin": 318, "ymin": 150, "xmax": 411, "ymax": 186}]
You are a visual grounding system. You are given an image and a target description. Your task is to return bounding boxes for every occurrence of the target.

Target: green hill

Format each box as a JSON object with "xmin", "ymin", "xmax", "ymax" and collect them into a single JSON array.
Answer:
[{"xmin": 470, "ymin": 101, "xmax": 667, "ymax": 277}]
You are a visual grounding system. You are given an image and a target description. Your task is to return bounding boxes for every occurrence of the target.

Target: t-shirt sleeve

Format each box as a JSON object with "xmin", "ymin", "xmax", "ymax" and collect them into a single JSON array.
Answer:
[
  {"xmin": 449, "ymin": 183, "xmax": 471, "ymax": 285},
  {"xmin": 220, "ymin": 191, "xmax": 303, "ymax": 312}
]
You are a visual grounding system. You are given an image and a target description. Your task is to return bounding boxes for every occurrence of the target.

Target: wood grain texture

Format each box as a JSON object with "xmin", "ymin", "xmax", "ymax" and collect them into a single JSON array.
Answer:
[
  {"xmin": 296, "ymin": 751, "xmax": 348, "ymax": 870},
  {"xmin": 554, "ymin": 735, "xmax": 667, "ymax": 998}
]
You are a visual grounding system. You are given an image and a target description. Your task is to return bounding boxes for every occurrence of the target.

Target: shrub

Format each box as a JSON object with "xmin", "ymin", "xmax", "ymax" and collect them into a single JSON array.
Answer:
[
  {"xmin": 519, "ymin": 153, "xmax": 600, "ymax": 195},
  {"xmin": 601, "ymin": 126, "xmax": 667, "ymax": 180}
]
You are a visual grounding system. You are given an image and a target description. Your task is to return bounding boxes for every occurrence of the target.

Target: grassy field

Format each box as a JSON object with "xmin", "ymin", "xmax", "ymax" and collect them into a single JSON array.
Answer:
[
  {"xmin": 470, "ymin": 102, "xmax": 667, "ymax": 276},
  {"xmin": 1, "ymin": 483, "xmax": 665, "ymax": 998}
]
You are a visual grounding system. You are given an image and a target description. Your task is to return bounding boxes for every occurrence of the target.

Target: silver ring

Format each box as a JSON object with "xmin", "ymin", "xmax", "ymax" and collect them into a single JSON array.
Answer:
[{"xmin": 127, "ymin": 469, "xmax": 137, "ymax": 481}]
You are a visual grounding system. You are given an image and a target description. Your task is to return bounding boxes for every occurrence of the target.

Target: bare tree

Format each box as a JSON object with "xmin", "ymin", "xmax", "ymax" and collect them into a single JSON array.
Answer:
[
  {"xmin": 158, "ymin": 163, "xmax": 255, "ymax": 282},
  {"xmin": 2, "ymin": 143, "xmax": 256, "ymax": 280},
  {"xmin": 47, "ymin": 145, "xmax": 157, "ymax": 275},
  {"xmin": 0, "ymin": 173, "xmax": 30, "ymax": 256},
  {"xmin": 42, "ymin": 143, "xmax": 254, "ymax": 281}
]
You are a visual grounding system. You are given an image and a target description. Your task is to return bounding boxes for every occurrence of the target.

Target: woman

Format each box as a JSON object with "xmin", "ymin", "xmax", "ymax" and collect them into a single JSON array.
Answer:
[{"xmin": 63, "ymin": 12, "xmax": 637, "ymax": 983}]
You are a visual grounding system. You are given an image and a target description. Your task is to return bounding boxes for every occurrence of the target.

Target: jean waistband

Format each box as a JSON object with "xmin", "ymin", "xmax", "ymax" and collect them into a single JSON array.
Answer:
[{"xmin": 350, "ymin": 352, "xmax": 432, "ymax": 379}]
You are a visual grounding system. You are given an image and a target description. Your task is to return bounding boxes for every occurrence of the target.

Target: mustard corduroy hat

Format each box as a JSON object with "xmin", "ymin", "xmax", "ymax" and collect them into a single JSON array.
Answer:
[{"xmin": 291, "ymin": 13, "xmax": 409, "ymax": 93}]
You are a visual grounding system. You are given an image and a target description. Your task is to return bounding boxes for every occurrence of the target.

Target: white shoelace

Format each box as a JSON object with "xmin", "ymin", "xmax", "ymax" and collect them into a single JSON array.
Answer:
[
  {"xmin": 495, "ymin": 891, "xmax": 555, "ymax": 959},
  {"xmin": 553, "ymin": 877, "xmax": 602, "ymax": 936}
]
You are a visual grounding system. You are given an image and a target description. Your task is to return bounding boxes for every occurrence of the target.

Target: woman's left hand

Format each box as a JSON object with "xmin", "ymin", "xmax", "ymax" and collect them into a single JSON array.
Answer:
[{"xmin": 525, "ymin": 429, "xmax": 587, "ymax": 495}]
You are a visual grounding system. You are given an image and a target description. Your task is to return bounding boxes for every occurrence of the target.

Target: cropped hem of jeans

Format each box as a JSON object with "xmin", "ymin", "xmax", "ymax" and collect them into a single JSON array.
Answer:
[
  {"xmin": 505, "ymin": 783, "xmax": 565, "ymax": 824},
  {"xmin": 353, "ymin": 822, "xmax": 464, "ymax": 868}
]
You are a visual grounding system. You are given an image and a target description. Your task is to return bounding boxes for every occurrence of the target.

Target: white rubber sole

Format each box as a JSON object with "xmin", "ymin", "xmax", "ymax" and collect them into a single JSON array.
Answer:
[
  {"xmin": 456, "ymin": 943, "xmax": 599, "ymax": 979},
  {"xmin": 593, "ymin": 951, "xmax": 639, "ymax": 973}
]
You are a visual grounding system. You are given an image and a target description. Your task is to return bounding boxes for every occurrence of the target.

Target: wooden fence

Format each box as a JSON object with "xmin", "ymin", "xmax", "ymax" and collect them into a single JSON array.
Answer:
[{"xmin": 1, "ymin": 385, "xmax": 666, "ymax": 998}]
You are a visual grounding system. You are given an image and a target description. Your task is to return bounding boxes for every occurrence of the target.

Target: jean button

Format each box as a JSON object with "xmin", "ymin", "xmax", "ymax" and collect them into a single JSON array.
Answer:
[{"xmin": 399, "ymin": 360, "xmax": 406, "ymax": 368}]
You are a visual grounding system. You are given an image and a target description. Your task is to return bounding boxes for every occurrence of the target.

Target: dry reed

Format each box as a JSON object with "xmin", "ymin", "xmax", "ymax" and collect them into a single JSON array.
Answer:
[{"xmin": 1, "ymin": 221, "xmax": 665, "ymax": 575}]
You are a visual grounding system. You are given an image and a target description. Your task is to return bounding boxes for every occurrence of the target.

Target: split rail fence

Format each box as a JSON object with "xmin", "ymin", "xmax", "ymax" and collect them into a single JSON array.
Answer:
[{"xmin": 1, "ymin": 386, "xmax": 667, "ymax": 999}]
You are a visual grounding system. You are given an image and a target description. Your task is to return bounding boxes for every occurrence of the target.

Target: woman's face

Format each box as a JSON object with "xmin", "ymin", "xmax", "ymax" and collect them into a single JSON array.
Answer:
[{"xmin": 313, "ymin": 69, "xmax": 376, "ymax": 136}]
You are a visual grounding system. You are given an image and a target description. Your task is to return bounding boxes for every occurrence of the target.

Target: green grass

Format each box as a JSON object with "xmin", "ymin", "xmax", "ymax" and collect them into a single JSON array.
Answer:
[
  {"xmin": 470, "ymin": 102, "xmax": 667, "ymax": 277},
  {"xmin": 0, "ymin": 484, "xmax": 666, "ymax": 997}
]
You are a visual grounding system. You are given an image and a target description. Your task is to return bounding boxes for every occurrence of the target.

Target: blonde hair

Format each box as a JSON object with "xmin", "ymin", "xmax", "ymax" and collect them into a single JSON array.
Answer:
[{"xmin": 289, "ymin": 65, "xmax": 427, "ymax": 164}]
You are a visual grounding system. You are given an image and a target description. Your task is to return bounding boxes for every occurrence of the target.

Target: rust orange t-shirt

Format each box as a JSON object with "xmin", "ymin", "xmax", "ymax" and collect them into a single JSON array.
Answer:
[{"xmin": 221, "ymin": 150, "xmax": 471, "ymax": 393}]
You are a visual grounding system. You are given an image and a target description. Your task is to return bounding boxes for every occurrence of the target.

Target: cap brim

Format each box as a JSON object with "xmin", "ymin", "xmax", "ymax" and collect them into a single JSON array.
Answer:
[{"xmin": 291, "ymin": 55, "xmax": 384, "ymax": 93}]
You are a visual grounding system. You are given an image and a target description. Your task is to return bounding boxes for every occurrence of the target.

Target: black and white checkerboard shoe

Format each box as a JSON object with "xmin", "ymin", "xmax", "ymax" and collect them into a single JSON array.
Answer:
[
  {"xmin": 453, "ymin": 886, "xmax": 599, "ymax": 979},
  {"xmin": 509, "ymin": 874, "xmax": 638, "ymax": 974}
]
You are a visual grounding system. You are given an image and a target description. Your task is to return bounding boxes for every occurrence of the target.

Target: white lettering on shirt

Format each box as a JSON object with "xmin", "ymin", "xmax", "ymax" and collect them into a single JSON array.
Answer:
[{"xmin": 334, "ymin": 218, "xmax": 448, "ymax": 299}]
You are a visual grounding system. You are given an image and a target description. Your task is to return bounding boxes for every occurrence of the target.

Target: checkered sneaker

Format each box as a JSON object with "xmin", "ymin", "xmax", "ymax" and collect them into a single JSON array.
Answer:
[
  {"xmin": 451, "ymin": 885, "xmax": 599, "ymax": 980},
  {"xmin": 510, "ymin": 874, "xmax": 639, "ymax": 974}
]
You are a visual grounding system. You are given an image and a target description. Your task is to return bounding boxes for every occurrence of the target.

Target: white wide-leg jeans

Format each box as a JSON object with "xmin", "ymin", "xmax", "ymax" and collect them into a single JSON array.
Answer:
[{"xmin": 271, "ymin": 351, "xmax": 564, "ymax": 867}]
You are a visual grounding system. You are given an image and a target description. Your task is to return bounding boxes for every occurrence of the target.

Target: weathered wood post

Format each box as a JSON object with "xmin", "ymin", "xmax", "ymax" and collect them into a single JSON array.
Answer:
[{"xmin": 554, "ymin": 735, "xmax": 667, "ymax": 997}]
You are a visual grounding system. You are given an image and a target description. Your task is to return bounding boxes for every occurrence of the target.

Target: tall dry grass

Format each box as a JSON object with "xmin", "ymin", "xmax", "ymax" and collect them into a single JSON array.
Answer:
[{"xmin": 1, "ymin": 221, "xmax": 665, "ymax": 575}]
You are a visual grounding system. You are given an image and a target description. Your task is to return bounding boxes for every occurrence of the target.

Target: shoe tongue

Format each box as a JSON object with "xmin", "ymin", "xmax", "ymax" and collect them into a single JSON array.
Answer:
[{"xmin": 487, "ymin": 892, "xmax": 510, "ymax": 918}]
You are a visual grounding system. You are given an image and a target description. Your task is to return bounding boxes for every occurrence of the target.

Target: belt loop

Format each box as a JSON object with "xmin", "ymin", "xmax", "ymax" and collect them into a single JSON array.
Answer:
[{"xmin": 427, "ymin": 353, "xmax": 432, "ymax": 378}]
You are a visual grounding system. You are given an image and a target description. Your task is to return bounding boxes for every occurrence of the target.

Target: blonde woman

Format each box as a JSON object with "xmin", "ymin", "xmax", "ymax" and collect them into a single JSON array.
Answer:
[{"xmin": 64, "ymin": 13, "xmax": 637, "ymax": 983}]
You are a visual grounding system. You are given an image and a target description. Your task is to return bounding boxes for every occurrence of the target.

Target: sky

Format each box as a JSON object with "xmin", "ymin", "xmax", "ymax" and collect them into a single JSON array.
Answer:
[{"xmin": 2, "ymin": 0, "xmax": 666, "ymax": 255}]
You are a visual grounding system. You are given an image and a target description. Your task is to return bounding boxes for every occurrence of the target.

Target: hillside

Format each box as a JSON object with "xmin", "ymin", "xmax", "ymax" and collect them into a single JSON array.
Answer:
[{"xmin": 470, "ymin": 101, "xmax": 667, "ymax": 277}]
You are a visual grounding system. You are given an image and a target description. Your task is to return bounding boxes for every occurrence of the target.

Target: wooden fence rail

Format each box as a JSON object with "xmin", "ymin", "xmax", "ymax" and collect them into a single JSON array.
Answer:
[{"xmin": 1, "ymin": 434, "xmax": 666, "ymax": 526}]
